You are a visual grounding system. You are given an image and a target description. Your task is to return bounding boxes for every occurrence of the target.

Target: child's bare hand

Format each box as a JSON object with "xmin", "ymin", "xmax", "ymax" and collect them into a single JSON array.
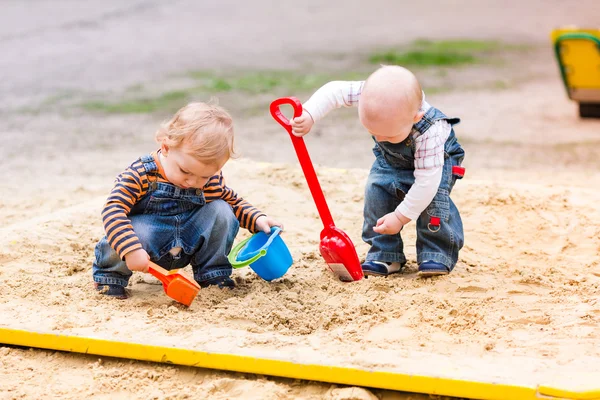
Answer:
[
  {"xmin": 125, "ymin": 249, "xmax": 150, "ymax": 272},
  {"xmin": 291, "ymin": 110, "xmax": 314, "ymax": 137},
  {"xmin": 373, "ymin": 212, "xmax": 409, "ymax": 235},
  {"xmin": 255, "ymin": 215, "xmax": 284, "ymax": 234}
]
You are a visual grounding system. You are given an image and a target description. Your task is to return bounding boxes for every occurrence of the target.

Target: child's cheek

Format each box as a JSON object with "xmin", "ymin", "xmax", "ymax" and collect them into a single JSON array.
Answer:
[{"xmin": 176, "ymin": 173, "xmax": 186, "ymax": 186}]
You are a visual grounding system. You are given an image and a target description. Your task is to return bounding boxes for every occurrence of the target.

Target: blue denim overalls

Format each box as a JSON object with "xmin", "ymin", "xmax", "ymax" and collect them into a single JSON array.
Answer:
[
  {"xmin": 92, "ymin": 154, "xmax": 240, "ymax": 287},
  {"xmin": 362, "ymin": 106, "xmax": 465, "ymax": 271}
]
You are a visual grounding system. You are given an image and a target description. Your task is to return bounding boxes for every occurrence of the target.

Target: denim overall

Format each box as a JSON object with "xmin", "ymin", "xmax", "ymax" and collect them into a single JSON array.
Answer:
[
  {"xmin": 92, "ymin": 154, "xmax": 240, "ymax": 287},
  {"xmin": 362, "ymin": 106, "xmax": 465, "ymax": 271}
]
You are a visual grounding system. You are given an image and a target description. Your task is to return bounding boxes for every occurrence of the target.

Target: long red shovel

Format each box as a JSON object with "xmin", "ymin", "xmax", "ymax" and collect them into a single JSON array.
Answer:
[
  {"xmin": 270, "ymin": 97, "xmax": 363, "ymax": 282},
  {"xmin": 148, "ymin": 261, "xmax": 200, "ymax": 306}
]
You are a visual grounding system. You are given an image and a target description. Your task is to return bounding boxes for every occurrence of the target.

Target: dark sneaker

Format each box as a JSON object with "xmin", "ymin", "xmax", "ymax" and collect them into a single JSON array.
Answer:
[
  {"xmin": 94, "ymin": 282, "xmax": 128, "ymax": 299},
  {"xmin": 199, "ymin": 276, "xmax": 235, "ymax": 289},
  {"xmin": 362, "ymin": 261, "xmax": 404, "ymax": 277},
  {"xmin": 418, "ymin": 261, "xmax": 450, "ymax": 277}
]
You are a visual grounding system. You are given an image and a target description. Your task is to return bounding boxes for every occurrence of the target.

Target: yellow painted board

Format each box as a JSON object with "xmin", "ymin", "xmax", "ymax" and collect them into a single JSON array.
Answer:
[
  {"xmin": 540, "ymin": 386, "xmax": 600, "ymax": 400},
  {"xmin": 1, "ymin": 328, "xmax": 599, "ymax": 400},
  {"xmin": 551, "ymin": 28, "xmax": 600, "ymax": 89}
]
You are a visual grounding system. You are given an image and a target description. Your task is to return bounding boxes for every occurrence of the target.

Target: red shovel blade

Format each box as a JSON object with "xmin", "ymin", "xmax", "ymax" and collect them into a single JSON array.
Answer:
[
  {"xmin": 148, "ymin": 262, "xmax": 200, "ymax": 307},
  {"xmin": 320, "ymin": 226, "xmax": 363, "ymax": 282}
]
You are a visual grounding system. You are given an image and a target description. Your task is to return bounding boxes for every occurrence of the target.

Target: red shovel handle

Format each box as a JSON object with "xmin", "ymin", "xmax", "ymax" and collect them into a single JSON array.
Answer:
[
  {"xmin": 270, "ymin": 97, "xmax": 303, "ymax": 130},
  {"xmin": 270, "ymin": 97, "xmax": 335, "ymax": 228}
]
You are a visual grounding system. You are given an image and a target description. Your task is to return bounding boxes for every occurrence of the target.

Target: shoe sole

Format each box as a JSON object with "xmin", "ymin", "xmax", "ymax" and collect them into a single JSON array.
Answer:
[
  {"xmin": 95, "ymin": 283, "xmax": 129, "ymax": 299},
  {"xmin": 199, "ymin": 279, "xmax": 235, "ymax": 289},
  {"xmin": 96, "ymin": 290, "xmax": 129, "ymax": 299},
  {"xmin": 418, "ymin": 270, "xmax": 449, "ymax": 277},
  {"xmin": 363, "ymin": 269, "xmax": 402, "ymax": 277}
]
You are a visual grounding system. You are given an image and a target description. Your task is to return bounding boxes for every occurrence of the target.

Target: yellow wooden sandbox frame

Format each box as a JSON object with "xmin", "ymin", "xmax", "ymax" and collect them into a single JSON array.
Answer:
[{"xmin": 1, "ymin": 328, "xmax": 599, "ymax": 400}]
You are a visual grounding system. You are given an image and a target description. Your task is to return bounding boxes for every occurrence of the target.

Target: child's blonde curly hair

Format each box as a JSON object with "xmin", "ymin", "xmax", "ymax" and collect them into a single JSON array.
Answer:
[{"xmin": 155, "ymin": 102, "xmax": 236, "ymax": 165}]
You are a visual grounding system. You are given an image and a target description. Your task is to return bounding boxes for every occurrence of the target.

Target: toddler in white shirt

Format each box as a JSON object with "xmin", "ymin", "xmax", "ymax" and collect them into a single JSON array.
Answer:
[{"xmin": 291, "ymin": 66, "xmax": 465, "ymax": 276}]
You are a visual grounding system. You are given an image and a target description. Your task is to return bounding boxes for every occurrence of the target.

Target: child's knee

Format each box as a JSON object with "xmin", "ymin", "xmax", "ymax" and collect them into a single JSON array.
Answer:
[
  {"xmin": 94, "ymin": 237, "xmax": 121, "ymax": 267},
  {"xmin": 129, "ymin": 215, "xmax": 162, "ymax": 252},
  {"xmin": 208, "ymin": 200, "xmax": 237, "ymax": 222},
  {"xmin": 203, "ymin": 200, "xmax": 239, "ymax": 238},
  {"xmin": 92, "ymin": 238, "xmax": 131, "ymax": 283}
]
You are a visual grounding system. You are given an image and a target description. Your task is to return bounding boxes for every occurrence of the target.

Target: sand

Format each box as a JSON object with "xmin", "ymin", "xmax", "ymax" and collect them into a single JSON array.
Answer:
[
  {"xmin": 2, "ymin": 1, "xmax": 600, "ymax": 399},
  {"xmin": 2, "ymin": 160, "xmax": 600, "ymax": 398}
]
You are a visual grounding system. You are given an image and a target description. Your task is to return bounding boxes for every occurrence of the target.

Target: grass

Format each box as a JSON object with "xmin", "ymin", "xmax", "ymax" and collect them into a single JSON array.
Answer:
[
  {"xmin": 369, "ymin": 39, "xmax": 525, "ymax": 67},
  {"xmin": 189, "ymin": 70, "xmax": 367, "ymax": 94},
  {"xmin": 82, "ymin": 90, "xmax": 189, "ymax": 114},
  {"xmin": 413, "ymin": 39, "xmax": 503, "ymax": 52},
  {"xmin": 491, "ymin": 80, "xmax": 511, "ymax": 90},
  {"xmin": 424, "ymin": 79, "xmax": 513, "ymax": 96},
  {"xmin": 370, "ymin": 50, "xmax": 475, "ymax": 66},
  {"xmin": 17, "ymin": 91, "xmax": 81, "ymax": 115},
  {"xmin": 80, "ymin": 70, "xmax": 369, "ymax": 114},
  {"xmin": 425, "ymin": 86, "xmax": 453, "ymax": 95},
  {"xmin": 78, "ymin": 39, "xmax": 530, "ymax": 116}
]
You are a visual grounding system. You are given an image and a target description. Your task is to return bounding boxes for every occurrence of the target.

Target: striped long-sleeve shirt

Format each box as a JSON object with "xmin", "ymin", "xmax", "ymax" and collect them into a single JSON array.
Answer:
[{"xmin": 102, "ymin": 151, "xmax": 265, "ymax": 258}]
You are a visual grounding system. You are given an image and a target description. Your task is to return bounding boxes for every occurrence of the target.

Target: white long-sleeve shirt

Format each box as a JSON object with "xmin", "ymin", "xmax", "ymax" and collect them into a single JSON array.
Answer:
[{"xmin": 303, "ymin": 81, "xmax": 451, "ymax": 221}]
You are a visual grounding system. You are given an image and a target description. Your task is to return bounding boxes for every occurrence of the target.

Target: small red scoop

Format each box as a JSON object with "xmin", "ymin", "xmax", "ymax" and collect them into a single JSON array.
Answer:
[
  {"xmin": 270, "ymin": 97, "xmax": 363, "ymax": 282},
  {"xmin": 148, "ymin": 261, "xmax": 200, "ymax": 306}
]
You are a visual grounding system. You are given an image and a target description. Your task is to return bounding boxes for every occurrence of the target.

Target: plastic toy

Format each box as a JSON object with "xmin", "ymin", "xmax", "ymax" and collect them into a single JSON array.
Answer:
[{"xmin": 269, "ymin": 97, "xmax": 363, "ymax": 282}]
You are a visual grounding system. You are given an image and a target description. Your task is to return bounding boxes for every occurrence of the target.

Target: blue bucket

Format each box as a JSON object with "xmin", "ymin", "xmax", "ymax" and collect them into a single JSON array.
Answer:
[{"xmin": 227, "ymin": 227, "xmax": 293, "ymax": 281}]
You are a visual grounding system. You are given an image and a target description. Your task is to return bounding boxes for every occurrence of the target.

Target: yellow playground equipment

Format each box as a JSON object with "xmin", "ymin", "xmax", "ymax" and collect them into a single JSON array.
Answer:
[{"xmin": 551, "ymin": 27, "xmax": 600, "ymax": 118}]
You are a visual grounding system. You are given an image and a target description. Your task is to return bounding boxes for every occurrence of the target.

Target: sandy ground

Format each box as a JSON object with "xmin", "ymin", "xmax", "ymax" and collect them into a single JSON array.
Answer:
[{"xmin": 2, "ymin": 1, "xmax": 600, "ymax": 399}]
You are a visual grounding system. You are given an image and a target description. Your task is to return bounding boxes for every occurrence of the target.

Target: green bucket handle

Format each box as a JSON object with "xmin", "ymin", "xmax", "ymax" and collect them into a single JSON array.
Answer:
[{"xmin": 228, "ymin": 227, "xmax": 282, "ymax": 269}]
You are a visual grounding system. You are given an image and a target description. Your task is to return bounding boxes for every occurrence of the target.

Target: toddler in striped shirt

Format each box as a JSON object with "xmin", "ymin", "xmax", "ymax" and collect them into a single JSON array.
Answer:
[
  {"xmin": 291, "ymin": 66, "xmax": 465, "ymax": 277},
  {"xmin": 93, "ymin": 102, "xmax": 282, "ymax": 298}
]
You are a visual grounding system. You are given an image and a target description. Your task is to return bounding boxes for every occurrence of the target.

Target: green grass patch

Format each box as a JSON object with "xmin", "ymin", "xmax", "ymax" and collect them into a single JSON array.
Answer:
[
  {"xmin": 370, "ymin": 50, "xmax": 475, "ymax": 66},
  {"xmin": 491, "ymin": 80, "xmax": 511, "ymax": 90},
  {"xmin": 425, "ymin": 86, "xmax": 453, "ymax": 95},
  {"xmin": 369, "ymin": 39, "xmax": 523, "ymax": 67},
  {"xmin": 125, "ymin": 83, "xmax": 145, "ymax": 93},
  {"xmin": 82, "ymin": 90, "xmax": 189, "ymax": 114},
  {"xmin": 189, "ymin": 70, "xmax": 366, "ymax": 94},
  {"xmin": 412, "ymin": 39, "xmax": 503, "ymax": 52},
  {"xmin": 81, "ymin": 69, "xmax": 370, "ymax": 115}
]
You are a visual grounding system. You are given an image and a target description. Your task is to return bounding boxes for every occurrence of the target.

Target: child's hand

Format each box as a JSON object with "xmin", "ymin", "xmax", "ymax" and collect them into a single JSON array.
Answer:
[
  {"xmin": 124, "ymin": 248, "xmax": 150, "ymax": 273},
  {"xmin": 291, "ymin": 110, "xmax": 314, "ymax": 137},
  {"xmin": 255, "ymin": 215, "xmax": 283, "ymax": 234},
  {"xmin": 373, "ymin": 212, "xmax": 410, "ymax": 235}
]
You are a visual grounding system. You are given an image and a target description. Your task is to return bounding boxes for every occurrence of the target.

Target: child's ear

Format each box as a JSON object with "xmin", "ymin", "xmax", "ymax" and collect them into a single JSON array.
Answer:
[
  {"xmin": 161, "ymin": 142, "xmax": 169, "ymax": 156},
  {"xmin": 413, "ymin": 110, "xmax": 425, "ymax": 123}
]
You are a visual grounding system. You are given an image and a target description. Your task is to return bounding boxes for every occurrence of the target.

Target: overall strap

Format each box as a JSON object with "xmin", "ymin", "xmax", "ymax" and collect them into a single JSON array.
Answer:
[
  {"xmin": 412, "ymin": 106, "xmax": 460, "ymax": 137},
  {"xmin": 140, "ymin": 154, "xmax": 159, "ymax": 190},
  {"xmin": 140, "ymin": 154, "xmax": 159, "ymax": 174}
]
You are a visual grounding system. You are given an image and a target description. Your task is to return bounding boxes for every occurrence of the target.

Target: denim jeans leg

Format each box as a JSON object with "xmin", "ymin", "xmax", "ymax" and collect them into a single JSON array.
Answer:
[
  {"xmin": 362, "ymin": 160, "xmax": 407, "ymax": 264},
  {"xmin": 128, "ymin": 212, "xmax": 182, "ymax": 264},
  {"xmin": 415, "ymin": 157, "xmax": 464, "ymax": 271},
  {"xmin": 92, "ymin": 212, "xmax": 182, "ymax": 286},
  {"xmin": 92, "ymin": 236, "xmax": 132, "ymax": 287},
  {"xmin": 190, "ymin": 200, "xmax": 240, "ymax": 283}
]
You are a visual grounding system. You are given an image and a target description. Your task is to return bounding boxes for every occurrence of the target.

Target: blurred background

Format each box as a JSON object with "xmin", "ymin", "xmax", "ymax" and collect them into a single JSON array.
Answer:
[
  {"xmin": 2, "ymin": 0, "xmax": 600, "ymax": 228},
  {"xmin": 2, "ymin": 0, "xmax": 600, "ymax": 175},
  {"xmin": 2, "ymin": 2, "xmax": 600, "ymax": 399}
]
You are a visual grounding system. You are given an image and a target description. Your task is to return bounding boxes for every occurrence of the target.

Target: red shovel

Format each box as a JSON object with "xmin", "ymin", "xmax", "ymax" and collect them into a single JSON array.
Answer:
[
  {"xmin": 270, "ymin": 97, "xmax": 363, "ymax": 282},
  {"xmin": 148, "ymin": 261, "xmax": 200, "ymax": 306}
]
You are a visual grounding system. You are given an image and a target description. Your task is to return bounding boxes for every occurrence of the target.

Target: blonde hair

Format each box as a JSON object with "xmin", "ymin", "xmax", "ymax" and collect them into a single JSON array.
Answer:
[{"xmin": 155, "ymin": 102, "xmax": 236, "ymax": 165}]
